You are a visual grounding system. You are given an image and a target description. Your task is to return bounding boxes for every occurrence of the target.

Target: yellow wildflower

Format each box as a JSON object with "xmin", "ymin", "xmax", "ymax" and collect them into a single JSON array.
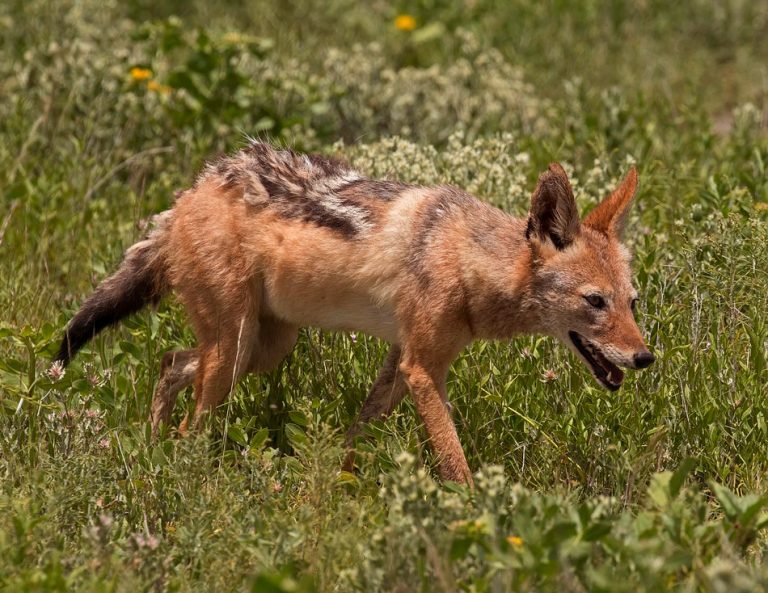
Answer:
[
  {"xmin": 147, "ymin": 80, "xmax": 172, "ymax": 96},
  {"xmin": 506, "ymin": 535, "xmax": 523, "ymax": 547},
  {"xmin": 755, "ymin": 202, "xmax": 768, "ymax": 211},
  {"xmin": 130, "ymin": 67, "xmax": 153, "ymax": 81},
  {"xmin": 394, "ymin": 14, "xmax": 417, "ymax": 31}
]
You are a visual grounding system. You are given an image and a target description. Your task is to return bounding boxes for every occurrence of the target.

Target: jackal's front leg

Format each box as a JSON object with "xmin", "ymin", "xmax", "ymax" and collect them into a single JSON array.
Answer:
[{"xmin": 399, "ymin": 350, "xmax": 473, "ymax": 485}]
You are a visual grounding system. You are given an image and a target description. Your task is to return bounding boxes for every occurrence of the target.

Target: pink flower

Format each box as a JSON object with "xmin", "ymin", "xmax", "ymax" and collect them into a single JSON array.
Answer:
[
  {"xmin": 47, "ymin": 361, "xmax": 65, "ymax": 381},
  {"xmin": 541, "ymin": 369, "xmax": 558, "ymax": 383}
]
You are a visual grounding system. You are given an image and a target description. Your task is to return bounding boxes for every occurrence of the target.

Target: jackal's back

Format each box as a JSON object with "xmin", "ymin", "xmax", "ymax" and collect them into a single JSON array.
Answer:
[{"xmin": 198, "ymin": 141, "xmax": 412, "ymax": 238}]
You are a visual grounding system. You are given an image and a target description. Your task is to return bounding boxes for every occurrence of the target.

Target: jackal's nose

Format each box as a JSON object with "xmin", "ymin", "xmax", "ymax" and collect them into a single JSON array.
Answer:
[{"xmin": 634, "ymin": 351, "xmax": 656, "ymax": 369}]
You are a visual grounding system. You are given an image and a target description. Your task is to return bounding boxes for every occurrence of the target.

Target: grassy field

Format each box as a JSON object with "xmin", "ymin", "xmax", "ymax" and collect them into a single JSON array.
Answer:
[{"xmin": 1, "ymin": 0, "xmax": 768, "ymax": 591}]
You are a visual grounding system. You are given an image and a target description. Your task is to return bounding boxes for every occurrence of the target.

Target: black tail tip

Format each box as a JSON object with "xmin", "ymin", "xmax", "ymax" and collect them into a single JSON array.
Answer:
[{"xmin": 54, "ymin": 337, "xmax": 74, "ymax": 367}]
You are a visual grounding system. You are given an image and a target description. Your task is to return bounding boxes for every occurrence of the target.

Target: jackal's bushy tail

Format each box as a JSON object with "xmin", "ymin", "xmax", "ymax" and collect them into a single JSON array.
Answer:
[{"xmin": 55, "ymin": 211, "xmax": 173, "ymax": 366}]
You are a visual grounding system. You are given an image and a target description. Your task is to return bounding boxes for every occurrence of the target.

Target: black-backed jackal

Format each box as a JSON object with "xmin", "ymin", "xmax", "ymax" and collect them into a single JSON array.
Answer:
[{"xmin": 56, "ymin": 142, "xmax": 655, "ymax": 484}]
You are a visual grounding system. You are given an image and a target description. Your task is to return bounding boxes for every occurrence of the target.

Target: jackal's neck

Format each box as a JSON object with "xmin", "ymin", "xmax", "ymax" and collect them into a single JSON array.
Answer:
[{"xmin": 460, "ymin": 212, "xmax": 542, "ymax": 341}]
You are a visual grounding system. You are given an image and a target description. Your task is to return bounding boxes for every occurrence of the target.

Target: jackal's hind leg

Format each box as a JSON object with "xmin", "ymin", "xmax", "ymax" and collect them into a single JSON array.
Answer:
[
  {"xmin": 187, "ymin": 321, "xmax": 257, "ymax": 432},
  {"xmin": 151, "ymin": 349, "xmax": 198, "ymax": 438},
  {"xmin": 185, "ymin": 314, "xmax": 298, "ymax": 432},
  {"xmin": 247, "ymin": 316, "xmax": 299, "ymax": 374},
  {"xmin": 343, "ymin": 346, "xmax": 407, "ymax": 472}
]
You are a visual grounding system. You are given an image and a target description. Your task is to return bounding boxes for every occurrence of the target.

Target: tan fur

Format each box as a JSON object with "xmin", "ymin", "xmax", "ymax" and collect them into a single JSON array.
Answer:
[{"xmin": 60, "ymin": 143, "xmax": 655, "ymax": 485}]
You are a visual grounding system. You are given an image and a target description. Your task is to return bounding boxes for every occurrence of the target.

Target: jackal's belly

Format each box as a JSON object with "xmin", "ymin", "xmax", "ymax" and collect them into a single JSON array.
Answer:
[{"xmin": 262, "ymin": 273, "xmax": 400, "ymax": 343}]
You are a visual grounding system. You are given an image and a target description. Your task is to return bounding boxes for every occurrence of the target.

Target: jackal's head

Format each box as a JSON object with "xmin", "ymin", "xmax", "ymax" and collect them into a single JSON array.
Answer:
[{"xmin": 525, "ymin": 163, "xmax": 654, "ymax": 390}]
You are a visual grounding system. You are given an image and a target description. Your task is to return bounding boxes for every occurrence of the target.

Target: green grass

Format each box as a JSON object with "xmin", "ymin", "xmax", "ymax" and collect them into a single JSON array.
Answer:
[{"xmin": 1, "ymin": 0, "xmax": 768, "ymax": 591}]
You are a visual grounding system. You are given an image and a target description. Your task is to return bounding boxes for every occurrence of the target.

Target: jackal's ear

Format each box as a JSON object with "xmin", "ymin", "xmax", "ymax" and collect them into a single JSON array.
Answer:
[
  {"xmin": 584, "ymin": 167, "xmax": 638, "ymax": 237},
  {"xmin": 526, "ymin": 163, "xmax": 580, "ymax": 250}
]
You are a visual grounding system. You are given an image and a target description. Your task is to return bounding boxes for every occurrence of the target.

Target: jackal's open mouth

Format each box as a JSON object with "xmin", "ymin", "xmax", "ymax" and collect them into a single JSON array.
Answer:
[{"xmin": 568, "ymin": 331, "xmax": 625, "ymax": 391}]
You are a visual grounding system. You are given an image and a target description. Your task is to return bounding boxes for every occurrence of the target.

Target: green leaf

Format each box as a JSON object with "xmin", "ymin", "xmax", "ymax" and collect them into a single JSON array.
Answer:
[
  {"xmin": 747, "ymin": 325, "xmax": 766, "ymax": 377},
  {"xmin": 285, "ymin": 423, "xmax": 308, "ymax": 449},
  {"xmin": 710, "ymin": 481, "xmax": 741, "ymax": 520},
  {"xmin": 119, "ymin": 340, "xmax": 143, "ymax": 362},
  {"xmin": 582, "ymin": 521, "xmax": 612, "ymax": 542},
  {"xmin": 254, "ymin": 117, "xmax": 275, "ymax": 131},
  {"xmin": 754, "ymin": 513, "xmax": 768, "ymax": 531},
  {"xmin": 151, "ymin": 445, "xmax": 167, "ymax": 467},
  {"xmin": 336, "ymin": 471, "xmax": 359, "ymax": 488},
  {"xmin": 450, "ymin": 537, "xmax": 472, "ymax": 560},
  {"xmin": 544, "ymin": 521, "xmax": 577, "ymax": 546},
  {"xmin": 0, "ymin": 358, "xmax": 25, "ymax": 374},
  {"xmin": 411, "ymin": 22, "xmax": 445, "ymax": 45},
  {"xmin": 739, "ymin": 495, "xmax": 768, "ymax": 528},
  {"xmin": 287, "ymin": 411, "xmax": 309, "ymax": 427},
  {"xmin": 120, "ymin": 434, "xmax": 135, "ymax": 456},
  {"xmin": 227, "ymin": 425, "xmax": 248, "ymax": 447},
  {"xmin": 249, "ymin": 427, "xmax": 270, "ymax": 451},
  {"xmin": 648, "ymin": 472, "xmax": 673, "ymax": 508},
  {"xmin": 669, "ymin": 458, "xmax": 697, "ymax": 498},
  {"xmin": 2, "ymin": 397, "xmax": 20, "ymax": 411}
]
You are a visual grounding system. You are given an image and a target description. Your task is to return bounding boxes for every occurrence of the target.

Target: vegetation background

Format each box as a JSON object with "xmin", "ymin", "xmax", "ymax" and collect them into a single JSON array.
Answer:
[{"xmin": 1, "ymin": 0, "xmax": 767, "ymax": 591}]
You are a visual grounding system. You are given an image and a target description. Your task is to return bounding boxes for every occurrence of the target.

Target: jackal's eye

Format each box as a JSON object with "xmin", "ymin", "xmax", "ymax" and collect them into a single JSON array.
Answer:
[{"xmin": 584, "ymin": 294, "xmax": 607, "ymax": 309}]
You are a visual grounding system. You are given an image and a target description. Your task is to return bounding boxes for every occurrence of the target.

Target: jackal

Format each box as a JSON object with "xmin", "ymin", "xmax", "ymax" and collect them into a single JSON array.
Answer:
[{"xmin": 56, "ymin": 141, "xmax": 654, "ymax": 484}]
